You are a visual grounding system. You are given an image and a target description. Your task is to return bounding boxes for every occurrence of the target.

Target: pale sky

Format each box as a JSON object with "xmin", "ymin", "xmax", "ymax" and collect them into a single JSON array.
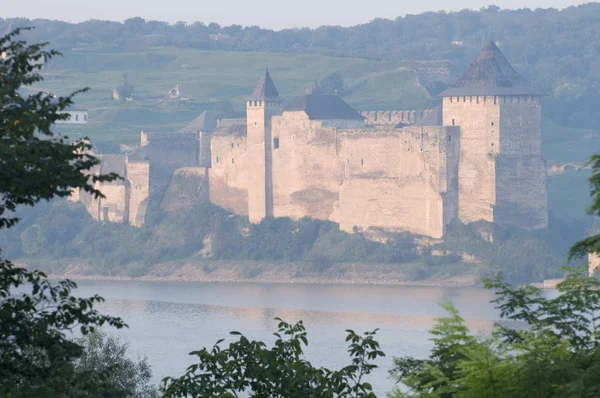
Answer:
[{"xmin": 2, "ymin": 0, "xmax": 592, "ymax": 30}]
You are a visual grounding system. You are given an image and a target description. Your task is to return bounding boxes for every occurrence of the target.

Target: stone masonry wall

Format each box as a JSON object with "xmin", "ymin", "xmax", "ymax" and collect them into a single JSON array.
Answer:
[
  {"xmin": 338, "ymin": 126, "xmax": 459, "ymax": 238},
  {"xmin": 443, "ymin": 127, "xmax": 461, "ymax": 227},
  {"xmin": 443, "ymin": 95, "xmax": 500, "ymax": 224},
  {"xmin": 270, "ymin": 112, "xmax": 343, "ymax": 222},
  {"xmin": 161, "ymin": 167, "xmax": 209, "ymax": 213},
  {"xmin": 209, "ymin": 134, "xmax": 249, "ymax": 215},
  {"xmin": 146, "ymin": 133, "xmax": 199, "ymax": 200},
  {"xmin": 96, "ymin": 155, "xmax": 128, "ymax": 223},
  {"xmin": 78, "ymin": 164, "xmax": 101, "ymax": 221},
  {"xmin": 97, "ymin": 184, "xmax": 127, "ymax": 223},
  {"xmin": 362, "ymin": 110, "xmax": 429, "ymax": 126},
  {"xmin": 495, "ymin": 95, "xmax": 547, "ymax": 229},
  {"xmin": 127, "ymin": 159, "xmax": 150, "ymax": 226},
  {"xmin": 494, "ymin": 156, "xmax": 548, "ymax": 229},
  {"xmin": 498, "ymin": 96, "xmax": 542, "ymax": 156},
  {"xmin": 246, "ymin": 100, "xmax": 281, "ymax": 222}
]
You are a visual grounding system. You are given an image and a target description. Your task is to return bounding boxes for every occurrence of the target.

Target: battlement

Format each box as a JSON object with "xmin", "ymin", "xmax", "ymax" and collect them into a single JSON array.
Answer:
[
  {"xmin": 361, "ymin": 110, "xmax": 431, "ymax": 126},
  {"xmin": 442, "ymin": 95, "xmax": 541, "ymax": 105}
]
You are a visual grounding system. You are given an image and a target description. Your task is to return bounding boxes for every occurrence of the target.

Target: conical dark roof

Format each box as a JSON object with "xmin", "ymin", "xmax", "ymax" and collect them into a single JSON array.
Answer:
[
  {"xmin": 441, "ymin": 41, "xmax": 542, "ymax": 97},
  {"xmin": 248, "ymin": 69, "xmax": 280, "ymax": 101},
  {"xmin": 287, "ymin": 94, "xmax": 364, "ymax": 121},
  {"xmin": 179, "ymin": 111, "xmax": 217, "ymax": 133}
]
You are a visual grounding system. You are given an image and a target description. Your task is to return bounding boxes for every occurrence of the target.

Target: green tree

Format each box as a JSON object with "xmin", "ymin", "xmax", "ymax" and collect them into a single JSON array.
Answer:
[
  {"xmin": 319, "ymin": 72, "xmax": 346, "ymax": 96},
  {"xmin": 162, "ymin": 318, "xmax": 385, "ymax": 397},
  {"xmin": 389, "ymin": 266, "xmax": 600, "ymax": 397},
  {"xmin": 68, "ymin": 332, "xmax": 159, "ymax": 397},
  {"xmin": 0, "ymin": 28, "xmax": 125, "ymax": 396},
  {"xmin": 116, "ymin": 73, "xmax": 134, "ymax": 101},
  {"xmin": 570, "ymin": 153, "xmax": 600, "ymax": 260},
  {"xmin": 0, "ymin": 28, "xmax": 118, "ymax": 229}
]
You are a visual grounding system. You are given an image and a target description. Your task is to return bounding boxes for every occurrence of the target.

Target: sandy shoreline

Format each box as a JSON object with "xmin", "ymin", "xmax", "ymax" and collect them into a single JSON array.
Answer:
[
  {"xmin": 44, "ymin": 261, "xmax": 481, "ymax": 288},
  {"xmin": 47, "ymin": 273, "xmax": 479, "ymax": 287}
]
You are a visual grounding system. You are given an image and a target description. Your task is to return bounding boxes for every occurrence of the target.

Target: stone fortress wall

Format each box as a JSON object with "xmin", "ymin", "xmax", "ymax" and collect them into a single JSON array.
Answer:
[
  {"xmin": 75, "ymin": 154, "xmax": 151, "ymax": 226},
  {"xmin": 442, "ymin": 95, "xmax": 501, "ymax": 224},
  {"xmin": 126, "ymin": 159, "xmax": 150, "ymax": 226},
  {"xmin": 338, "ymin": 126, "xmax": 460, "ymax": 238},
  {"xmin": 442, "ymin": 94, "xmax": 546, "ymax": 229},
  {"xmin": 74, "ymin": 41, "xmax": 548, "ymax": 241},
  {"xmin": 209, "ymin": 134, "xmax": 249, "ymax": 215}
]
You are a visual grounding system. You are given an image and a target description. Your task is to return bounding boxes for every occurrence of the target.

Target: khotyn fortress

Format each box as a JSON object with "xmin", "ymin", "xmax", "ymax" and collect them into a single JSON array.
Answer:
[{"xmin": 74, "ymin": 41, "xmax": 548, "ymax": 239}]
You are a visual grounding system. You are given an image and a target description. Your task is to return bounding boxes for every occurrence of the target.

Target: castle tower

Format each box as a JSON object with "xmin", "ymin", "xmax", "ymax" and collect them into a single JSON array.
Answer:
[
  {"xmin": 441, "ymin": 41, "xmax": 548, "ymax": 229},
  {"xmin": 246, "ymin": 69, "xmax": 283, "ymax": 222}
]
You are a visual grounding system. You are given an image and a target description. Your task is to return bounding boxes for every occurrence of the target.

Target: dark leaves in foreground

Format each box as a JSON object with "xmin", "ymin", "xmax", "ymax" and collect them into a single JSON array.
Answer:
[{"xmin": 162, "ymin": 318, "xmax": 384, "ymax": 397}]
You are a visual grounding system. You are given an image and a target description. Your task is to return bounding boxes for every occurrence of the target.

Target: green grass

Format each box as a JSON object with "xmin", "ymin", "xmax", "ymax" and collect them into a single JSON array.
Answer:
[{"xmin": 35, "ymin": 47, "xmax": 434, "ymax": 148}]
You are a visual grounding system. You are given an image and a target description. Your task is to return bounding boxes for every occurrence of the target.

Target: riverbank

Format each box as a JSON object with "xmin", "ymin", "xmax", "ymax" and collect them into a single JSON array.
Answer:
[{"xmin": 41, "ymin": 260, "xmax": 481, "ymax": 287}]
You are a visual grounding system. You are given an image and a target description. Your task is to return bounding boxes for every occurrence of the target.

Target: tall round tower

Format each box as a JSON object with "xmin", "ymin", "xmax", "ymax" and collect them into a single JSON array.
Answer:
[
  {"xmin": 441, "ymin": 41, "xmax": 547, "ymax": 229},
  {"xmin": 246, "ymin": 69, "xmax": 283, "ymax": 222}
]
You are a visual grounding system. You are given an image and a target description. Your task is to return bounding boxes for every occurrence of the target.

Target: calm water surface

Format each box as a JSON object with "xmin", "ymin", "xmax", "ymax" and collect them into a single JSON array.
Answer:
[{"xmin": 74, "ymin": 280, "xmax": 500, "ymax": 396}]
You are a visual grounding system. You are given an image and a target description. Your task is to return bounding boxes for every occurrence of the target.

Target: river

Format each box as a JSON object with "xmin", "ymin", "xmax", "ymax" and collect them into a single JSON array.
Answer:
[{"xmin": 74, "ymin": 280, "xmax": 500, "ymax": 396}]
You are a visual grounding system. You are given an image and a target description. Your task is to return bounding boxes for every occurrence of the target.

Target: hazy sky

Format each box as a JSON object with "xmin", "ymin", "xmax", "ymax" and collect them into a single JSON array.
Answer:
[{"xmin": 2, "ymin": 0, "xmax": 591, "ymax": 30}]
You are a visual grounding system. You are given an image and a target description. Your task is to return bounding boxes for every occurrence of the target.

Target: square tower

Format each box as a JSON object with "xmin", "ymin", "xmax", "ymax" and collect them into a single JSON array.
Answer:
[
  {"xmin": 246, "ymin": 70, "xmax": 283, "ymax": 222},
  {"xmin": 442, "ymin": 41, "xmax": 547, "ymax": 229}
]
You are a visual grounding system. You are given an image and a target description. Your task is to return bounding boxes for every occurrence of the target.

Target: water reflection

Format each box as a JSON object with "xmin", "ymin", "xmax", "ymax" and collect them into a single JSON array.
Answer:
[{"xmin": 74, "ymin": 280, "xmax": 499, "ymax": 396}]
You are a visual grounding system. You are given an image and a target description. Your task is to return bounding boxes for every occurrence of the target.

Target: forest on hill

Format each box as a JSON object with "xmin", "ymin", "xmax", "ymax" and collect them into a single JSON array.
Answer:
[{"xmin": 2, "ymin": 4, "xmax": 600, "ymax": 129}]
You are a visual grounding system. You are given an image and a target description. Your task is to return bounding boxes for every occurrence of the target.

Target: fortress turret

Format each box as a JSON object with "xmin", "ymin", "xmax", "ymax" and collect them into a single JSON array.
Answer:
[
  {"xmin": 441, "ymin": 41, "xmax": 547, "ymax": 229},
  {"xmin": 246, "ymin": 69, "xmax": 283, "ymax": 222}
]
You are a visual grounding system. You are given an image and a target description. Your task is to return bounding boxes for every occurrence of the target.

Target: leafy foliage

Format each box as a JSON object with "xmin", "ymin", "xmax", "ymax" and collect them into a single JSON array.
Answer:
[
  {"xmin": 0, "ymin": 259, "xmax": 126, "ymax": 395},
  {"xmin": 570, "ymin": 153, "xmax": 600, "ymax": 260},
  {"xmin": 320, "ymin": 72, "xmax": 346, "ymax": 96},
  {"xmin": 0, "ymin": 28, "xmax": 119, "ymax": 229},
  {"xmin": 70, "ymin": 332, "xmax": 159, "ymax": 397},
  {"xmin": 390, "ymin": 267, "xmax": 600, "ymax": 398},
  {"xmin": 0, "ymin": 198, "xmax": 575, "ymax": 282},
  {"xmin": 116, "ymin": 73, "xmax": 134, "ymax": 100},
  {"xmin": 162, "ymin": 318, "xmax": 384, "ymax": 397},
  {"xmin": 0, "ymin": 28, "xmax": 127, "ymax": 395}
]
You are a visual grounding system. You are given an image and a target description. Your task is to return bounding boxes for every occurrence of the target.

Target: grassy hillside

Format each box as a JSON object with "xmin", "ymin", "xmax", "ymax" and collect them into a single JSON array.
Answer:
[{"xmin": 36, "ymin": 47, "xmax": 434, "ymax": 149}]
